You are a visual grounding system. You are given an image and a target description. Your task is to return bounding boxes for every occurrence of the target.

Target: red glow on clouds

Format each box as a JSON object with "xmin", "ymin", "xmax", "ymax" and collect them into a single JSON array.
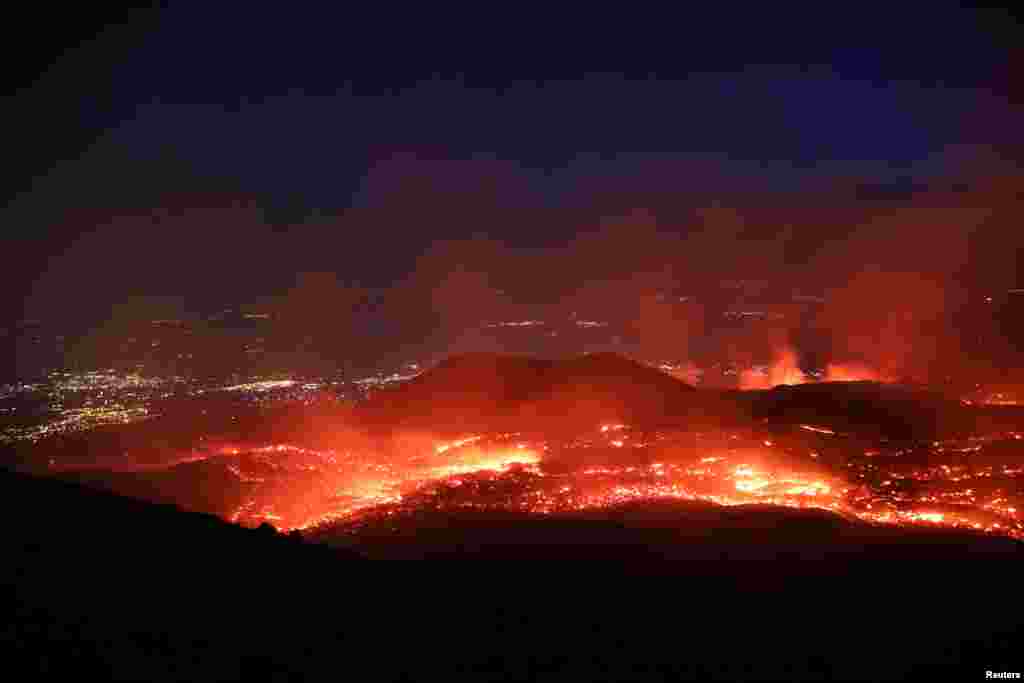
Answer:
[
  {"xmin": 738, "ymin": 345, "xmax": 889, "ymax": 390},
  {"xmin": 739, "ymin": 346, "xmax": 808, "ymax": 389}
]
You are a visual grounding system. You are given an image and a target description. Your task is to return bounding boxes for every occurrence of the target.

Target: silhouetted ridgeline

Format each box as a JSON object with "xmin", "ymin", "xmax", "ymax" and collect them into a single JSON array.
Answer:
[
  {"xmin": 51, "ymin": 459, "xmax": 247, "ymax": 517},
  {"xmin": 3, "ymin": 467, "xmax": 1023, "ymax": 680},
  {"xmin": 1, "ymin": 466, "xmax": 363, "ymax": 565}
]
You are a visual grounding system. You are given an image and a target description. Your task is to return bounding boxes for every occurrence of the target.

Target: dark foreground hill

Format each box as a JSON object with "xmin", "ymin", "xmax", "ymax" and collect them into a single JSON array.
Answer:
[
  {"xmin": 4, "ymin": 467, "xmax": 1023, "ymax": 681},
  {"xmin": 49, "ymin": 459, "xmax": 248, "ymax": 518},
  {"xmin": 356, "ymin": 352, "xmax": 735, "ymax": 433}
]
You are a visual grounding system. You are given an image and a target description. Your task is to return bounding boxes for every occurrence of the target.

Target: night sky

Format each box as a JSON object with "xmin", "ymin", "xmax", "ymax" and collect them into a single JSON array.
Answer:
[{"xmin": 4, "ymin": 3, "xmax": 1022, "ymax": 328}]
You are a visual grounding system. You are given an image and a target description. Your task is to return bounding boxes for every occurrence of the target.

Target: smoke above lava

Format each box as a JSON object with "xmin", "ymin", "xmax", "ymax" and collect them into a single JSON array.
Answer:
[
  {"xmin": 18, "ymin": 146, "xmax": 1023, "ymax": 386},
  {"xmin": 347, "ymin": 155, "xmax": 1023, "ymax": 382}
]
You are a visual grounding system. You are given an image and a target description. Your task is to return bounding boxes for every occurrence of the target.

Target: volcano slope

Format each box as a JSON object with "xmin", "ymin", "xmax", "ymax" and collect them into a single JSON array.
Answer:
[
  {"xmin": 355, "ymin": 352, "xmax": 739, "ymax": 435},
  {"xmin": 6, "ymin": 354, "xmax": 1024, "ymax": 679},
  {"xmin": 736, "ymin": 380, "xmax": 973, "ymax": 442},
  {"xmin": 357, "ymin": 354, "xmax": 1011, "ymax": 442}
]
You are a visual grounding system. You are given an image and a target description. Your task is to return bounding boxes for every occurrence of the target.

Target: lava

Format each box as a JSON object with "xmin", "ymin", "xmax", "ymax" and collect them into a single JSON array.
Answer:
[
  {"xmin": 172, "ymin": 421, "xmax": 1024, "ymax": 542},
  {"xmin": 736, "ymin": 346, "xmax": 888, "ymax": 390},
  {"xmin": 739, "ymin": 347, "xmax": 808, "ymax": 389},
  {"xmin": 824, "ymin": 362, "xmax": 886, "ymax": 383},
  {"xmin": 434, "ymin": 435, "xmax": 484, "ymax": 454},
  {"xmin": 799, "ymin": 424, "xmax": 836, "ymax": 435},
  {"xmin": 426, "ymin": 446, "xmax": 542, "ymax": 479}
]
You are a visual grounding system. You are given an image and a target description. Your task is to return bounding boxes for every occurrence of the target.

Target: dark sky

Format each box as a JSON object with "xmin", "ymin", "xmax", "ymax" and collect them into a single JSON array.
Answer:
[{"xmin": 4, "ymin": 3, "xmax": 1022, "ymax": 326}]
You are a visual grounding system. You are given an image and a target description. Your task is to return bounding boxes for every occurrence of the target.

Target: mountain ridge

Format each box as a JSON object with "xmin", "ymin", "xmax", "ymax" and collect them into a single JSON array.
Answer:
[{"xmin": 356, "ymin": 351, "xmax": 709, "ymax": 432}]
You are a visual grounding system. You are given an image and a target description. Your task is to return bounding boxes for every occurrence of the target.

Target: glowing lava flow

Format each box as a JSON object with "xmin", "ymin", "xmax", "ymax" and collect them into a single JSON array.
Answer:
[
  {"xmin": 740, "ymin": 347, "xmax": 808, "ymax": 389},
  {"xmin": 207, "ymin": 423, "xmax": 1024, "ymax": 542},
  {"xmin": 799, "ymin": 424, "xmax": 836, "ymax": 436},
  {"xmin": 224, "ymin": 436, "xmax": 544, "ymax": 531},
  {"xmin": 434, "ymin": 435, "xmax": 483, "ymax": 454},
  {"xmin": 426, "ymin": 446, "xmax": 542, "ymax": 479},
  {"xmin": 737, "ymin": 349, "xmax": 887, "ymax": 390},
  {"xmin": 732, "ymin": 464, "xmax": 831, "ymax": 497},
  {"xmin": 824, "ymin": 363, "xmax": 885, "ymax": 383}
]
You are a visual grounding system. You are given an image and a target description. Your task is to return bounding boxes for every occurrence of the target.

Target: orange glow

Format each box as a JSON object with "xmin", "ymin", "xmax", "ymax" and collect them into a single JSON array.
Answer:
[
  {"xmin": 799, "ymin": 424, "xmax": 836, "ymax": 435},
  {"xmin": 731, "ymin": 463, "xmax": 831, "ymax": 496},
  {"xmin": 192, "ymin": 424, "xmax": 1022, "ymax": 544},
  {"xmin": 427, "ymin": 446, "xmax": 541, "ymax": 478},
  {"xmin": 435, "ymin": 435, "xmax": 483, "ymax": 454},
  {"xmin": 736, "ymin": 350, "xmax": 888, "ymax": 389},
  {"xmin": 901, "ymin": 512, "xmax": 944, "ymax": 524},
  {"xmin": 600, "ymin": 424, "xmax": 626, "ymax": 433},
  {"xmin": 974, "ymin": 391, "xmax": 1024, "ymax": 406},
  {"xmin": 740, "ymin": 346, "xmax": 807, "ymax": 389},
  {"xmin": 824, "ymin": 362, "xmax": 885, "ymax": 383}
]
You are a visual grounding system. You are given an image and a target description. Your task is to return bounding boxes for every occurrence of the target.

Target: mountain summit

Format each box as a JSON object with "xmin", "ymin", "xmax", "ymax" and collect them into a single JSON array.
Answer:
[{"xmin": 356, "ymin": 352, "xmax": 706, "ymax": 432}]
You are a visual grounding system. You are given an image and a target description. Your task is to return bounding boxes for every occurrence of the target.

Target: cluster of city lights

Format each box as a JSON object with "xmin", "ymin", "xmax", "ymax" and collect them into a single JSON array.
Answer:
[
  {"xmin": 3, "ymin": 406, "xmax": 152, "ymax": 444},
  {"xmin": 1, "ymin": 371, "xmax": 349, "ymax": 444}
]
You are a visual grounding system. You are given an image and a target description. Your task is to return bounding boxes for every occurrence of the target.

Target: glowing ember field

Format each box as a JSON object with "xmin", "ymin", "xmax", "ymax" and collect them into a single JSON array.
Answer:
[{"xmin": 195, "ymin": 424, "xmax": 1024, "ymax": 541}]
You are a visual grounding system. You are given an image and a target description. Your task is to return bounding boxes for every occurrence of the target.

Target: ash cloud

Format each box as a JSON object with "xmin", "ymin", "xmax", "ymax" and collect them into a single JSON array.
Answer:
[
  {"xmin": 805, "ymin": 166, "xmax": 1022, "ymax": 381},
  {"xmin": 359, "ymin": 152, "xmax": 1024, "ymax": 382},
  {"xmin": 15, "ymin": 141, "xmax": 1024, "ymax": 384}
]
